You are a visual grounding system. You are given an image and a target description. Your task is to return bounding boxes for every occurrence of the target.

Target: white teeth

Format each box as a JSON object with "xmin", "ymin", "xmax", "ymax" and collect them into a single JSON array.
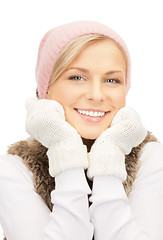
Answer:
[{"xmin": 77, "ymin": 109, "xmax": 106, "ymax": 117}]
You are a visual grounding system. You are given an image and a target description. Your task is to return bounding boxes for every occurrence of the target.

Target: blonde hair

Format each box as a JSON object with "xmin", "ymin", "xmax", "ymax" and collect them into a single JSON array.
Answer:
[{"xmin": 49, "ymin": 33, "xmax": 127, "ymax": 87}]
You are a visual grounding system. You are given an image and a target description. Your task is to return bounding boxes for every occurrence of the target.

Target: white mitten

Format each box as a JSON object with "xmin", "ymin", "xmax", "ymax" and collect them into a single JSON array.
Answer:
[
  {"xmin": 25, "ymin": 98, "xmax": 88, "ymax": 177},
  {"xmin": 87, "ymin": 106, "xmax": 147, "ymax": 182}
]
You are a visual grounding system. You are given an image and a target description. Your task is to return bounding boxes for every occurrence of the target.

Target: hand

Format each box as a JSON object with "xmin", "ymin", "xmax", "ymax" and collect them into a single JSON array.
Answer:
[
  {"xmin": 87, "ymin": 106, "xmax": 147, "ymax": 182},
  {"xmin": 25, "ymin": 98, "xmax": 88, "ymax": 177}
]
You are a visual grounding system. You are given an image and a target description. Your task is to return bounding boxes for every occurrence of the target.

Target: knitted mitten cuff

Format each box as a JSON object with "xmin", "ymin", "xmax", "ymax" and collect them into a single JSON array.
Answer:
[
  {"xmin": 47, "ymin": 139, "xmax": 88, "ymax": 177},
  {"xmin": 87, "ymin": 143, "xmax": 127, "ymax": 182},
  {"xmin": 55, "ymin": 168, "xmax": 92, "ymax": 193}
]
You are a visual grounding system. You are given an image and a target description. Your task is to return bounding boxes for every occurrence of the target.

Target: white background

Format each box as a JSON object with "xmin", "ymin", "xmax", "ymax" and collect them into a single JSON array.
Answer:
[{"xmin": 0, "ymin": 0, "xmax": 163, "ymax": 238}]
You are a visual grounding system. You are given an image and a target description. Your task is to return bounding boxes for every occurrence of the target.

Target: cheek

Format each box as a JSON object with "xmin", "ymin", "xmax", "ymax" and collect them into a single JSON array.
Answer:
[
  {"xmin": 106, "ymin": 88, "xmax": 126, "ymax": 126},
  {"xmin": 110, "ymin": 88, "xmax": 126, "ymax": 109},
  {"xmin": 47, "ymin": 84, "xmax": 75, "ymax": 106},
  {"xmin": 56, "ymin": 90, "xmax": 73, "ymax": 105}
]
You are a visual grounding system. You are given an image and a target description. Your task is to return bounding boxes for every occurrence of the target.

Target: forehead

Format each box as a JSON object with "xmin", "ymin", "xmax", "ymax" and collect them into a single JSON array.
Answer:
[
  {"xmin": 83, "ymin": 38, "xmax": 126, "ymax": 59},
  {"xmin": 67, "ymin": 38, "xmax": 127, "ymax": 71}
]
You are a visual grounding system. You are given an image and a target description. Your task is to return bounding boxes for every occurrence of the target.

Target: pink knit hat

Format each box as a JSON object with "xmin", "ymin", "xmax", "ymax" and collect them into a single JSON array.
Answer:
[{"xmin": 36, "ymin": 20, "xmax": 131, "ymax": 99}]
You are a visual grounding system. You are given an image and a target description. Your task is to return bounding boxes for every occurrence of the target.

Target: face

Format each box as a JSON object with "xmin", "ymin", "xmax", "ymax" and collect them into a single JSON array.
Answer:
[{"xmin": 46, "ymin": 39, "xmax": 127, "ymax": 139}]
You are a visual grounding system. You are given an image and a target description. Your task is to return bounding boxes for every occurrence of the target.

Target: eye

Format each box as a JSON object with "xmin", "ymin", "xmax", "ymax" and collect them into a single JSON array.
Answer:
[
  {"xmin": 68, "ymin": 75, "xmax": 85, "ymax": 81},
  {"xmin": 105, "ymin": 79, "xmax": 120, "ymax": 83}
]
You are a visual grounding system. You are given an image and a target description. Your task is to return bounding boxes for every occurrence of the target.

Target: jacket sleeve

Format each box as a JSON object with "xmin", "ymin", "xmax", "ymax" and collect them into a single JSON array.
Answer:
[
  {"xmin": 0, "ymin": 154, "xmax": 94, "ymax": 240},
  {"xmin": 89, "ymin": 142, "xmax": 163, "ymax": 240}
]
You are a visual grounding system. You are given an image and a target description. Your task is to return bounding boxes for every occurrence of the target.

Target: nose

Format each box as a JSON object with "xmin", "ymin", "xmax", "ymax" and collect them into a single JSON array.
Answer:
[{"xmin": 85, "ymin": 81, "xmax": 104, "ymax": 102}]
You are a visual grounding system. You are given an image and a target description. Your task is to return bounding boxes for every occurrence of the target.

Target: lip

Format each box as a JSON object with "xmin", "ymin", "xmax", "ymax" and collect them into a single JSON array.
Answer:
[{"xmin": 74, "ymin": 108, "xmax": 109, "ymax": 123}]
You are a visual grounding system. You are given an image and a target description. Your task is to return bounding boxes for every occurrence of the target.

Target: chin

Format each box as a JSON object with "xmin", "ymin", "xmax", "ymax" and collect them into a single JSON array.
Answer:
[
  {"xmin": 79, "ymin": 130, "xmax": 102, "ymax": 140},
  {"xmin": 81, "ymin": 135, "xmax": 97, "ymax": 140}
]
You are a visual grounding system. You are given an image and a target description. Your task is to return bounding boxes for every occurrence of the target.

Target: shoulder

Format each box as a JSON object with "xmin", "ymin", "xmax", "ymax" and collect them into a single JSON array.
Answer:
[
  {"xmin": 0, "ymin": 154, "xmax": 33, "ymax": 181},
  {"xmin": 140, "ymin": 141, "xmax": 163, "ymax": 162},
  {"xmin": 138, "ymin": 141, "xmax": 163, "ymax": 176}
]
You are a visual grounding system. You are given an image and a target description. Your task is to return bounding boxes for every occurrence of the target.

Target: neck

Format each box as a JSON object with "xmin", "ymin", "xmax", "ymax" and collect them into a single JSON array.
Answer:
[{"xmin": 81, "ymin": 138, "xmax": 96, "ymax": 152}]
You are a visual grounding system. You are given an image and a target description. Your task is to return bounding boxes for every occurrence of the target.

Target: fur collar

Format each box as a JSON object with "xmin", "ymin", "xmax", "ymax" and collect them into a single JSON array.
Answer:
[{"xmin": 7, "ymin": 131, "xmax": 157, "ymax": 211}]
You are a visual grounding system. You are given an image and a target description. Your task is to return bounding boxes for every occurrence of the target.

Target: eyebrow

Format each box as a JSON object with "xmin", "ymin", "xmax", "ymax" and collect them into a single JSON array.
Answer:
[{"xmin": 65, "ymin": 67, "xmax": 124, "ymax": 75}]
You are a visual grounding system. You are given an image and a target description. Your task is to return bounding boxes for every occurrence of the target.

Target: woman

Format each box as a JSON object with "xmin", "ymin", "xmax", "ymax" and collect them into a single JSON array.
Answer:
[{"xmin": 0, "ymin": 20, "xmax": 163, "ymax": 240}]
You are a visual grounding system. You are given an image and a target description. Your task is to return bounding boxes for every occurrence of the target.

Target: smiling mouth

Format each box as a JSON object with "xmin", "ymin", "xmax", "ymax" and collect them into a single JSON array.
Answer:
[{"xmin": 74, "ymin": 108, "xmax": 109, "ymax": 117}]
